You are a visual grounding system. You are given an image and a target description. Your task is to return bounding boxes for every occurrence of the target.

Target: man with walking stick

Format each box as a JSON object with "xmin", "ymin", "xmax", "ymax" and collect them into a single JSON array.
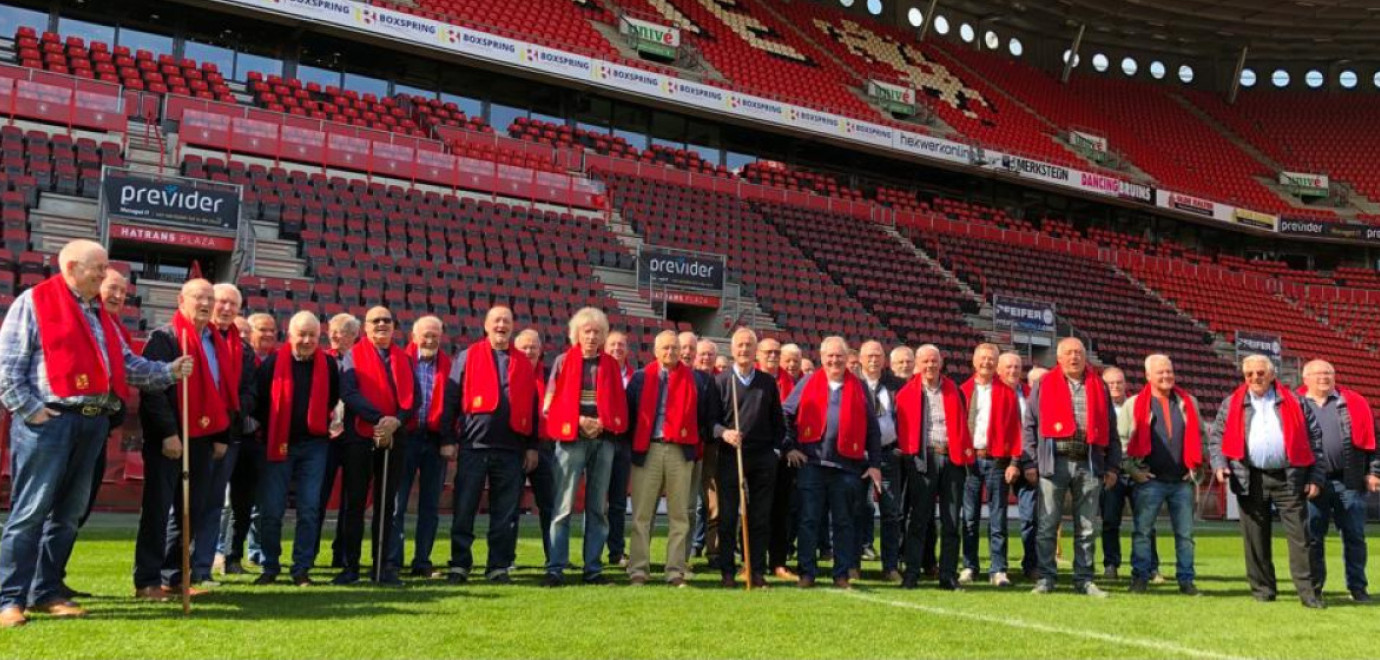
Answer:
[
  {"xmin": 0, "ymin": 241, "xmax": 191, "ymax": 627},
  {"xmin": 713, "ymin": 327, "xmax": 784, "ymax": 589}
]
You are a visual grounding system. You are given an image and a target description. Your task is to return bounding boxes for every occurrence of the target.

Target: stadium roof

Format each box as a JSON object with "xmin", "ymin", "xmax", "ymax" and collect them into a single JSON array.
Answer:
[{"xmin": 943, "ymin": 0, "xmax": 1380, "ymax": 61}]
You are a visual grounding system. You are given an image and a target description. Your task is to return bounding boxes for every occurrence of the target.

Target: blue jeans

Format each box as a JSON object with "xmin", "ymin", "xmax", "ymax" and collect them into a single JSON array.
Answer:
[
  {"xmin": 1036, "ymin": 456, "xmax": 1100, "ymax": 587},
  {"xmin": 390, "ymin": 435, "xmax": 446, "ymax": 571},
  {"xmin": 0, "ymin": 413, "xmax": 108, "ymax": 608},
  {"xmin": 1130, "ymin": 479, "xmax": 1194, "ymax": 584},
  {"xmin": 1307, "ymin": 478, "xmax": 1368, "ymax": 593},
  {"xmin": 601, "ymin": 439, "xmax": 631, "ymax": 562},
  {"xmin": 1014, "ymin": 478, "xmax": 1039, "ymax": 575},
  {"xmin": 865, "ymin": 452, "xmax": 902, "ymax": 573},
  {"xmin": 450, "ymin": 448, "xmax": 524, "ymax": 577},
  {"xmin": 254, "ymin": 439, "xmax": 329, "ymax": 576},
  {"xmin": 796, "ymin": 463, "xmax": 863, "ymax": 581},
  {"xmin": 195, "ymin": 440, "xmax": 239, "ymax": 579},
  {"xmin": 1102, "ymin": 476, "xmax": 1158, "ymax": 572},
  {"xmin": 962, "ymin": 458, "xmax": 1010, "ymax": 574},
  {"xmin": 523, "ymin": 446, "xmax": 556, "ymax": 564},
  {"xmin": 547, "ymin": 437, "xmax": 614, "ymax": 577}
]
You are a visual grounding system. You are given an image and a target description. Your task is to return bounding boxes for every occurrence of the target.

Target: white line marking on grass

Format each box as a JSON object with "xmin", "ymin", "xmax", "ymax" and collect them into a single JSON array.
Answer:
[{"xmin": 835, "ymin": 590, "xmax": 1248, "ymax": 660}]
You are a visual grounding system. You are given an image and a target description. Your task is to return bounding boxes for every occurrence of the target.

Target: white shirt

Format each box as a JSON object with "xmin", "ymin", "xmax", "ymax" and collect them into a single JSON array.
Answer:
[
  {"xmin": 970, "ymin": 381, "xmax": 992, "ymax": 450},
  {"xmin": 1247, "ymin": 388, "xmax": 1289, "ymax": 470},
  {"xmin": 924, "ymin": 381, "xmax": 947, "ymax": 446}
]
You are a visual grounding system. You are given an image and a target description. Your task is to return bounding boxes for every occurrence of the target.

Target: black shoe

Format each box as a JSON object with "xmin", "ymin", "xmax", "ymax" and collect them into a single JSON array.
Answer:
[
  {"xmin": 1351, "ymin": 590, "xmax": 1372, "ymax": 603},
  {"xmin": 582, "ymin": 574, "xmax": 611, "ymax": 586},
  {"xmin": 489, "ymin": 573, "xmax": 512, "ymax": 585},
  {"xmin": 224, "ymin": 562, "xmax": 247, "ymax": 575},
  {"xmin": 330, "ymin": 556, "xmax": 345, "ymax": 570},
  {"xmin": 292, "ymin": 574, "xmax": 314, "ymax": 587},
  {"xmin": 1178, "ymin": 582, "xmax": 1200, "ymax": 597},
  {"xmin": 819, "ymin": 551, "xmax": 834, "ymax": 563},
  {"xmin": 58, "ymin": 582, "xmax": 93, "ymax": 599},
  {"xmin": 409, "ymin": 566, "xmax": 433, "ymax": 578},
  {"xmin": 253, "ymin": 572, "xmax": 279, "ymax": 586},
  {"xmin": 1129, "ymin": 579, "xmax": 1148, "ymax": 594},
  {"xmin": 541, "ymin": 573, "xmax": 564, "ymax": 588},
  {"xmin": 692, "ymin": 546, "xmax": 704, "ymax": 558},
  {"xmin": 1252, "ymin": 593, "xmax": 1276, "ymax": 603},
  {"xmin": 373, "ymin": 572, "xmax": 404, "ymax": 587},
  {"xmin": 937, "ymin": 579, "xmax": 963, "ymax": 592},
  {"xmin": 446, "ymin": 572, "xmax": 469, "ymax": 585},
  {"xmin": 331, "ymin": 571, "xmax": 360, "ymax": 586},
  {"xmin": 900, "ymin": 576, "xmax": 919, "ymax": 590},
  {"xmin": 1302, "ymin": 597, "xmax": 1326, "ymax": 609}
]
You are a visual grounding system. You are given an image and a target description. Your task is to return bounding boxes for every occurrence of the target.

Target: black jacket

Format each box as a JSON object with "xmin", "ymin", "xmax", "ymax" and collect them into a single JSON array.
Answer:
[
  {"xmin": 139, "ymin": 323, "xmax": 231, "ymax": 446},
  {"xmin": 625, "ymin": 367, "xmax": 719, "ymax": 465},
  {"xmin": 1208, "ymin": 388, "xmax": 1325, "ymax": 497}
]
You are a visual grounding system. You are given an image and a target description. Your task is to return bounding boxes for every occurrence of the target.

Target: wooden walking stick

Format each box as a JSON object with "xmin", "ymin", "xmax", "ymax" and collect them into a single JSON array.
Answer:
[
  {"xmin": 375, "ymin": 439, "xmax": 391, "ymax": 583},
  {"xmin": 179, "ymin": 330, "xmax": 193, "ymax": 616},
  {"xmin": 731, "ymin": 378, "xmax": 751, "ymax": 592}
]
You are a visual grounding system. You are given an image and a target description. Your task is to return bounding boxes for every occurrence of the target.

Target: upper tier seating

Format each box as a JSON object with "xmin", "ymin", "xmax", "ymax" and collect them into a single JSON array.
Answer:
[{"xmin": 14, "ymin": 27, "xmax": 234, "ymax": 104}]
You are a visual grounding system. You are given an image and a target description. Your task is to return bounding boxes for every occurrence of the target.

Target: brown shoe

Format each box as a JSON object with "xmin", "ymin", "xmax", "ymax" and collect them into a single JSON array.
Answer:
[
  {"xmin": 848, "ymin": 568, "xmax": 861, "ymax": 581},
  {"xmin": 133, "ymin": 586, "xmax": 170, "ymax": 602},
  {"xmin": 30, "ymin": 599, "xmax": 87, "ymax": 618},
  {"xmin": 773, "ymin": 566, "xmax": 800, "ymax": 582},
  {"xmin": 161, "ymin": 584, "xmax": 209, "ymax": 598},
  {"xmin": 882, "ymin": 570, "xmax": 902, "ymax": 583},
  {"xmin": 750, "ymin": 575, "xmax": 768, "ymax": 589},
  {"xmin": 798, "ymin": 576, "xmax": 816, "ymax": 589},
  {"xmin": 629, "ymin": 575, "xmax": 648, "ymax": 586},
  {"xmin": 0, "ymin": 606, "xmax": 25, "ymax": 628},
  {"xmin": 668, "ymin": 577, "xmax": 687, "ymax": 588},
  {"xmin": 834, "ymin": 577, "xmax": 854, "ymax": 590},
  {"xmin": 719, "ymin": 575, "xmax": 737, "ymax": 589}
]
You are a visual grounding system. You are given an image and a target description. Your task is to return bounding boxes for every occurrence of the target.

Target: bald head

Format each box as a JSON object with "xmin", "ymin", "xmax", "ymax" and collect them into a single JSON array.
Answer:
[
  {"xmin": 364, "ymin": 306, "xmax": 394, "ymax": 349},
  {"xmin": 59, "ymin": 240, "xmax": 108, "ymax": 301},
  {"xmin": 100, "ymin": 269, "xmax": 128, "ymax": 315},
  {"xmin": 178, "ymin": 278, "xmax": 214, "ymax": 329}
]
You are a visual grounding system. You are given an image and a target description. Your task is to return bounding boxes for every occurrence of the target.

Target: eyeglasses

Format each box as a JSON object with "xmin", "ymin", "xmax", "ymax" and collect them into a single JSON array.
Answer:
[{"xmin": 367, "ymin": 317, "xmax": 394, "ymax": 325}]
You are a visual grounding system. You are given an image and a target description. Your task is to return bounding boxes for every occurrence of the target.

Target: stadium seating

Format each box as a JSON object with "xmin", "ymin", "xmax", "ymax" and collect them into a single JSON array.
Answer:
[
  {"xmin": 371, "ymin": 0, "xmax": 621, "ymax": 60},
  {"xmin": 14, "ymin": 27, "xmax": 235, "ymax": 104}
]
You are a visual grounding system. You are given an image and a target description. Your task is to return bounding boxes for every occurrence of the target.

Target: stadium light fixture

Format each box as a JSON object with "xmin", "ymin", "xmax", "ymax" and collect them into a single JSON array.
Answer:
[
  {"xmin": 1339, "ymin": 70, "xmax": 1357, "ymax": 89},
  {"xmin": 867, "ymin": 0, "xmax": 883, "ymax": 15},
  {"xmin": 1149, "ymin": 60, "xmax": 1165, "ymax": 79},
  {"xmin": 1240, "ymin": 68, "xmax": 1256, "ymax": 87},
  {"xmin": 1304, "ymin": 70, "xmax": 1323, "ymax": 88},
  {"xmin": 1121, "ymin": 57, "xmax": 1137, "ymax": 76},
  {"xmin": 1008, "ymin": 37, "xmax": 1023, "ymax": 57},
  {"xmin": 934, "ymin": 15, "xmax": 950, "ymax": 34},
  {"xmin": 960, "ymin": 23, "xmax": 975, "ymax": 42},
  {"xmin": 1178, "ymin": 64, "xmax": 1194, "ymax": 83},
  {"xmin": 908, "ymin": 7, "xmax": 923, "ymax": 27},
  {"xmin": 1272, "ymin": 69, "xmax": 1290, "ymax": 87},
  {"xmin": 984, "ymin": 30, "xmax": 998, "ymax": 49},
  {"xmin": 1092, "ymin": 53, "xmax": 1108, "ymax": 72}
]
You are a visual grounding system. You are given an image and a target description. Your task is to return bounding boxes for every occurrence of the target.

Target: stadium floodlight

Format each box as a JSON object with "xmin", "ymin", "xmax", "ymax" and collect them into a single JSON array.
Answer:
[
  {"xmin": 840, "ymin": 0, "xmax": 854, "ymax": 7},
  {"xmin": 934, "ymin": 15, "xmax": 949, "ymax": 34},
  {"xmin": 1178, "ymin": 64, "xmax": 1194, "ymax": 83},
  {"xmin": 1121, "ymin": 57, "xmax": 1137, "ymax": 76},
  {"xmin": 1272, "ymin": 69, "xmax": 1290, "ymax": 88},
  {"xmin": 1092, "ymin": 53, "xmax": 1109, "ymax": 72},
  {"xmin": 1240, "ymin": 68, "xmax": 1256, "ymax": 87},
  {"xmin": 1062, "ymin": 49, "xmax": 1080, "ymax": 67},
  {"xmin": 867, "ymin": 0, "xmax": 882, "ymax": 15},
  {"xmin": 1008, "ymin": 37, "xmax": 1023, "ymax": 57},
  {"xmin": 907, "ymin": 7, "xmax": 923, "ymax": 27},
  {"xmin": 960, "ymin": 23, "xmax": 975, "ymax": 42},
  {"xmin": 984, "ymin": 30, "xmax": 998, "ymax": 50},
  {"xmin": 1339, "ymin": 70, "xmax": 1358, "ymax": 88},
  {"xmin": 1149, "ymin": 61, "xmax": 1165, "ymax": 79},
  {"xmin": 1374, "ymin": 71, "xmax": 1380, "ymax": 89},
  {"xmin": 1305, "ymin": 70, "xmax": 1323, "ymax": 88}
]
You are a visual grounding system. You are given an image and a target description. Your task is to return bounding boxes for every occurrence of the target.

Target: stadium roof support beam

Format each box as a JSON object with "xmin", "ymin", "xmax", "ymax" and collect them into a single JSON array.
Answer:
[
  {"xmin": 1227, "ymin": 45, "xmax": 1248, "ymax": 105},
  {"xmin": 917, "ymin": 0, "xmax": 940, "ymax": 42},
  {"xmin": 1060, "ymin": 23, "xmax": 1085, "ymax": 84}
]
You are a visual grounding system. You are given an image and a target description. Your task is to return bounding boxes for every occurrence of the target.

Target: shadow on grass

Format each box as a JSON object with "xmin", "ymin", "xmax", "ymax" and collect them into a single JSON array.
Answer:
[{"xmin": 89, "ymin": 584, "xmax": 494, "ymax": 621}]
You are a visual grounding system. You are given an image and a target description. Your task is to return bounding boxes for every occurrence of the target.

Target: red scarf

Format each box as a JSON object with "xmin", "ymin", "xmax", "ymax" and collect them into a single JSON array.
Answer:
[
  {"xmin": 896, "ymin": 376, "xmax": 971, "ymax": 463},
  {"xmin": 534, "ymin": 361, "xmax": 548, "ymax": 440},
  {"xmin": 546, "ymin": 347, "xmax": 628, "ymax": 442},
  {"xmin": 962, "ymin": 377, "xmax": 1020, "ymax": 458},
  {"xmin": 31, "ymin": 275, "xmax": 128, "ymax": 400},
  {"xmin": 1127, "ymin": 386, "xmax": 1202, "ymax": 470},
  {"xmin": 1038, "ymin": 369, "xmax": 1110, "ymax": 446},
  {"xmin": 1222, "ymin": 381, "xmax": 1312, "ymax": 467},
  {"xmin": 462, "ymin": 339, "xmax": 536, "ymax": 436},
  {"xmin": 405, "ymin": 343, "xmax": 452, "ymax": 433},
  {"xmin": 267, "ymin": 345, "xmax": 330, "ymax": 461},
  {"xmin": 216, "ymin": 325, "xmax": 243, "ymax": 412},
  {"xmin": 795, "ymin": 372, "xmax": 867, "ymax": 460},
  {"xmin": 632, "ymin": 361, "xmax": 698, "ymax": 453},
  {"xmin": 768, "ymin": 367, "xmax": 796, "ymax": 401},
  {"xmin": 1294, "ymin": 385, "xmax": 1375, "ymax": 451},
  {"xmin": 171, "ymin": 312, "xmax": 230, "ymax": 438},
  {"xmin": 349, "ymin": 340, "xmax": 416, "ymax": 438}
]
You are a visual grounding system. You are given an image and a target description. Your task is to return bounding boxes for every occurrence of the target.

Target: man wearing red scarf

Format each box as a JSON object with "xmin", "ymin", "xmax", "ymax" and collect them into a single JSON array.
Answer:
[
  {"xmin": 1299, "ymin": 360, "xmax": 1377, "ymax": 603},
  {"xmin": 318, "ymin": 313, "xmax": 360, "ymax": 570},
  {"xmin": 783, "ymin": 336, "xmax": 882, "ymax": 590},
  {"xmin": 1115, "ymin": 354, "xmax": 1205, "ymax": 596},
  {"xmin": 218, "ymin": 311, "xmax": 277, "ymax": 577},
  {"xmin": 336, "ymin": 306, "xmax": 418, "ymax": 586},
  {"xmin": 960, "ymin": 343, "xmax": 1023, "ymax": 588},
  {"xmin": 625, "ymin": 330, "xmax": 717, "ymax": 586},
  {"xmin": 1021, "ymin": 338, "xmax": 1121, "ymax": 598},
  {"xmin": 514, "ymin": 328, "xmax": 557, "ymax": 565},
  {"xmin": 541, "ymin": 307, "xmax": 627, "ymax": 587},
  {"xmin": 134, "ymin": 278, "xmax": 232, "ymax": 603},
  {"xmin": 1001, "ymin": 351, "xmax": 1039, "ymax": 580},
  {"xmin": 690, "ymin": 338, "xmax": 720, "ymax": 564},
  {"xmin": 0, "ymin": 241, "xmax": 190, "ymax": 627},
  {"xmin": 1209, "ymin": 354, "xmax": 1324, "ymax": 608},
  {"xmin": 604, "ymin": 330, "xmax": 635, "ymax": 570},
  {"xmin": 250, "ymin": 311, "xmax": 338, "ymax": 586},
  {"xmin": 78, "ymin": 270, "xmax": 134, "ymax": 534},
  {"xmin": 389, "ymin": 316, "xmax": 451, "ymax": 579},
  {"xmin": 443, "ymin": 307, "xmax": 539, "ymax": 584},
  {"xmin": 760, "ymin": 337, "xmax": 803, "ymax": 582},
  {"xmin": 894, "ymin": 344, "xmax": 970, "ymax": 591},
  {"xmin": 853, "ymin": 340, "xmax": 904, "ymax": 582}
]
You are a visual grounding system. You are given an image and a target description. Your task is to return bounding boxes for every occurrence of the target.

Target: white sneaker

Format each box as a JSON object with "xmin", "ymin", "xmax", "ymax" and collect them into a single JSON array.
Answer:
[
  {"xmin": 958, "ymin": 568, "xmax": 974, "ymax": 585},
  {"xmin": 990, "ymin": 572, "xmax": 1011, "ymax": 587}
]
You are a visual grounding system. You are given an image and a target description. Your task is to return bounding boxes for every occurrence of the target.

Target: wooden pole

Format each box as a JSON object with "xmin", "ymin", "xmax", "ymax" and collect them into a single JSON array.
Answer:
[
  {"xmin": 732, "ymin": 378, "xmax": 750, "ymax": 591},
  {"xmin": 179, "ymin": 330, "xmax": 192, "ymax": 616}
]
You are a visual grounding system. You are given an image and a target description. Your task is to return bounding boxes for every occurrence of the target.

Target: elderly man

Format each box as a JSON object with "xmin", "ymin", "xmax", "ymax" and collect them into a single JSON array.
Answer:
[
  {"xmin": 389, "ymin": 316, "xmax": 451, "ymax": 578},
  {"xmin": 543, "ymin": 307, "xmax": 628, "ymax": 587},
  {"xmin": 1116, "ymin": 354, "xmax": 1204, "ymax": 596},
  {"xmin": 999, "ymin": 352, "xmax": 1038, "ymax": 580},
  {"xmin": 1099, "ymin": 366, "xmax": 1157, "ymax": 581},
  {"xmin": 514, "ymin": 328, "xmax": 556, "ymax": 564},
  {"xmin": 857, "ymin": 340, "xmax": 904, "ymax": 581},
  {"xmin": 894, "ymin": 344, "xmax": 971, "ymax": 590},
  {"xmin": 604, "ymin": 330, "xmax": 635, "ymax": 569},
  {"xmin": 783, "ymin": 337, "xmax": 882, "ymax": 589},
  {"xmin": 715, "ymin": 355, "xmax": 732, "ymax": 373},
  {"xmin": 889, "ymin": 346, "xmax": 915, "ymax": 382},
  {"xmin": 693, "ymin": 340, "xmax": 718, "ymax": 374},
  {"xmin": 1023, "ymin": 338, "xmax": 1121, "ymax": 597},
  {"xmin": 801, "ymin": 358, "xmax": 815, "ymax": 377},
  {"xmin": 959, "ymin": 343, "xmax": 1023, "ymax": 587},
  {"xmin": 759, "ymin": 337, "xmax": 803, "ymax": 581},
  {"xmin": 197, "ymin": 283, "xmax": 256, "ymax": 584},
  {"xmin": 319, "ymin": 313, "xmax": 360, "ymax": 569},
  {"xmin": 80, "ymin": 270, "xmax": 134, "ymax": 527},
  {"xmin": 691, "ymin": 338, "xmax": 721, "ymax": 561},
  {"xmin": 134, "ymin": 279, "xmax": 234, "ymax": 602},
  {"xmin": 1298, "ymin": 360, "xmax": 1378, "ymax": 603},
  {"xmin": 337, "ymin": 306, "xmax": 417, "ymax": 586},
  {"xmin": 781, "ymin": 343, "xmax": 804, "ymax": 382},
  {"xmin": 624, "ymin": 330, "xmax": 716, "ymax": 586},
  {"xmin": 0, "ymin": 241, "xmax": 189, "ymax": 625},
  {"xmin": 677, "ymin": 331, "xmax": 698, "ymax": 368},
  {"xmin": 446, "ymin": 307, "xmax": 539, "ymax": 584},
  {"xmin": 251, "ymin": 311, "xmax": 339, "ymax": 586},
  {"xmin": 1210, "ymin": 354, "xmax": 1324, "ymax": 608},
  {"xmin": 714, "ymin": 327, "xmax": 783, "ymax": 588},
  {"xmin": 220, "ymin": 311, "xmax": 277, "ymax": 575}
]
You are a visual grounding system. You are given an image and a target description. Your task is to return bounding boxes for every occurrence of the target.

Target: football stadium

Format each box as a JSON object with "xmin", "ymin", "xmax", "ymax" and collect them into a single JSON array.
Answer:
[{"xmin": 0, "ymin": 0, "xmax": 1377, "ymax": 657}]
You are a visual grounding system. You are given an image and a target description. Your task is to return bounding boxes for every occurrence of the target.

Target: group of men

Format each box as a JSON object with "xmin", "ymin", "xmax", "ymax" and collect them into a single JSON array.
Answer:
[{"xmin": 0, "ymin": 238, "xmax": 1376, "ymax": 628}]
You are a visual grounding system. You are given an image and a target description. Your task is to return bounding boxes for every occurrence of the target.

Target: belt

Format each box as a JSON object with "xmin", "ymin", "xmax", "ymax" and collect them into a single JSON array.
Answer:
[
  {"xmin": 974, "ymin": 448, "xmax": 992, "ymax": 460},
  {"xmin": 1054, "ymin": 441, "xmax": 1089, "ymax": 459},
  {"xmin": 929, "ymin": 443, "xmax": 948, "ymax": 455},
  {"xmin": 50, "ymin": 402, "xmax": 116, "ymax": 417}
]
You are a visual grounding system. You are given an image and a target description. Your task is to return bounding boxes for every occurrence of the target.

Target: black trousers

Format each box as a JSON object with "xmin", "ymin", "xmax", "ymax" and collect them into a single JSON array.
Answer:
[
  {"xmin": 768, "ymin": 456, "xmax": 797, "ymax": 570},
  {"xmin": 716, "ymin": 445, "xmax": 776, "ymax": 579},
  {"xmin": 316, "ymin": 439, "xmax": 347, "ymax": 566},
  {"xmin": 224, "ymin": 439, "xmax": 264, "ymax": 562},
  {"xmin": 900, "ymin": 454, "xmax": 966, "ymax": 581},
  {"xmin": 133, "ymin": 436, "xmax": 217, "ymax": 589},
  {"xmin": 1236, "ymin": 467, "xmax": 1317, "ymax": 601},
  {"xmin": 337, "ymin": 437, "xmax": 405, "ymax": 575},
  {"xmin": 78, "ymin": 441, "xmax": 108, "ymax": 528}
]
